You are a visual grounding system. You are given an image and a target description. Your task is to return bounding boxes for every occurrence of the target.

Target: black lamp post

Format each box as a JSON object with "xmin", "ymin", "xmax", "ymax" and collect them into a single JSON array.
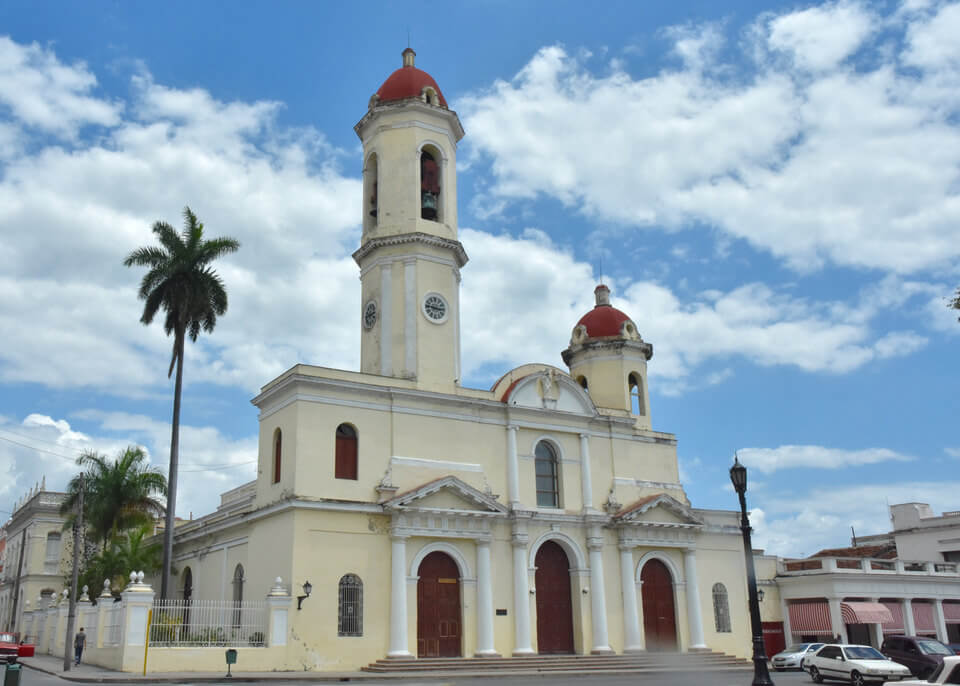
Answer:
[{"xmin": 730, "ymin": 456, "xmax": 774, "ymax": 686}]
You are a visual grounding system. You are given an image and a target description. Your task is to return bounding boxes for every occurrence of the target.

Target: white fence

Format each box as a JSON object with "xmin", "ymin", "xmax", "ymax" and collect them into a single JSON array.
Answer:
[
  {"xmin": 103, "ymin": 602, "xmax": 123, "ymax": 646},
  {"xmin": 150, "ymin": 599, "xmax": 267, "ymax": 647}
]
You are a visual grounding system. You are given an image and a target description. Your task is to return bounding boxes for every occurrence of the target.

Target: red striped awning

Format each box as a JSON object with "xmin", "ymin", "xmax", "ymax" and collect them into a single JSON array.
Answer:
[
  {"xmin": 913, "ymin": 602, "xmax": 936, "ymax": 633},
  {"xmin": 842, "ymin": 602, "xmax": 894, "ymax": 624},
  {"xmin": 944, "ymin": 602, "xmax": 960, "ymax": 624},
  {"xmin": 789, "ymin": 601, "xmax": 832, "ymax": 633},
  {"xmin": 881, "ymin": 601, "xmax": 904, "ymax": 633}
]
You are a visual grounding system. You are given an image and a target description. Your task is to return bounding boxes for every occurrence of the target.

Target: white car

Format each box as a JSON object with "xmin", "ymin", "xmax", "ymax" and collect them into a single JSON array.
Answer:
[
  {"xmin": 807, "ymin": 644, "xmax": 913, "ymax": 685},
  {"xmin": 771, "ymin": 642, "xmax": 825, "ymax": 670},
  {"xmin": 898, "ymin": 655, "xmax": 960, "ymax": 684}
]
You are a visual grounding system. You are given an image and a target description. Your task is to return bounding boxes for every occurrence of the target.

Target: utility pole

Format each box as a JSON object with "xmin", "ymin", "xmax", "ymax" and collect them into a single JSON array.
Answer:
[
  {"xmin": 63, "ymin": 474, "xmax": 83, "ymax": 672},
  {"xmin": 7, "ymin": 526, "xmax": 27, "ymax": 633}
]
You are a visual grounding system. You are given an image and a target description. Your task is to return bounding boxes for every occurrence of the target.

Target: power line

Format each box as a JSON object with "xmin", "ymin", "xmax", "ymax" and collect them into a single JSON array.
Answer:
[{"xmin": 0, "ymin": 433, "xmax": 256, "ymax": 472}]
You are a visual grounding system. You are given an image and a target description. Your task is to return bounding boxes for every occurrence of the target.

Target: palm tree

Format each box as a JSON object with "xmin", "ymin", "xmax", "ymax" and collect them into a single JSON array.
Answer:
[
  {"xmin": 123, "ymin": 206, "xmax": 240, "ymax": 600},
  {"xmin": 62, "ymin": 446, "xmax": 167, "ymax": 550}
]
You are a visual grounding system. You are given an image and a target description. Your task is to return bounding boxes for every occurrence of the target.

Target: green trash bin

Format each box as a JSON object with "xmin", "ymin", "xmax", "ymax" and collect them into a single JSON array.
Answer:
[{"xmin": 4, "ymin": 662, "xmax": 22, "ymax": 686}]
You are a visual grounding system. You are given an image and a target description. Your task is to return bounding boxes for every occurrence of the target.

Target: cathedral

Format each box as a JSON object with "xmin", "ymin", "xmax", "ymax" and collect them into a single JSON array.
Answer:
[{"xmin": 167, "ymin": 48, "xmax": 754, "ymax": 670}]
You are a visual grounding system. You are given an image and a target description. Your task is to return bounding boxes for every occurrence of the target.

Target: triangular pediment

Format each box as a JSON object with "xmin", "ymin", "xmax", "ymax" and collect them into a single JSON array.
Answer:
[
  {"xmin": 614, "ymin": 493, "xmax": 703, "ymax": 526},
  {"xmin": 384, "ymin": 476, "xmax": 508, "ymax": 516}
]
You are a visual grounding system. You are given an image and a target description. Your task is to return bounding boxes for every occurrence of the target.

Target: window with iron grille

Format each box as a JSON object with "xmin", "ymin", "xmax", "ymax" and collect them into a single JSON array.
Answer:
[
  {"xmin": 338, "ymin": 574, "xmax": 363, "ymax": 636},
  {"xmin": 713, "ymin": 582, "xmax": 731, "ymax": 632}
]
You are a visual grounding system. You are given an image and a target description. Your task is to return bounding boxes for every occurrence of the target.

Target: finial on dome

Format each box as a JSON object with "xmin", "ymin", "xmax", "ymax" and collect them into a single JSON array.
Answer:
[
  {"xmin": 594, "ymin": 284, "xmax": 611, "ymax": 307},
  {"xmin": 402, "ymin": 47, "xmax": 416, "ymax": 68}
]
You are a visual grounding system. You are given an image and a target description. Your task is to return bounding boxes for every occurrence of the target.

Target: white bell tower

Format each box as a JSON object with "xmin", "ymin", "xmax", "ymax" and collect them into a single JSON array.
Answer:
[{"xmin": 353, "ymin": 49, "xmax": 467, "ymax": 392}]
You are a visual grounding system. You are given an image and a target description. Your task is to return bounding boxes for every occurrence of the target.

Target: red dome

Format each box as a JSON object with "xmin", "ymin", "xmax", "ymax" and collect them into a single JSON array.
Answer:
[
  {"xmin": 577, "ymin": 305, "xmax": 632, "ymax": 338},
  {"xmin": 376, "ymin": 49, "xmax": 447, "ymax": 107}
]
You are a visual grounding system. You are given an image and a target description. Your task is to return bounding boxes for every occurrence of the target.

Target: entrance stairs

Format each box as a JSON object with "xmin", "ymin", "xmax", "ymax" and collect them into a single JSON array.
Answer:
[{"xmin": 364, "ymin": 651, "xmax": 752, "ymax": 676}]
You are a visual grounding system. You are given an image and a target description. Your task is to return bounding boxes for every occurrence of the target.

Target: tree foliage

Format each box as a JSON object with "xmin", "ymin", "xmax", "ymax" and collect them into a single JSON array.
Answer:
[
  {"xmin": 79, "ymin": 525, "xmax": 164, "ymax": 598},
  {"xmin": 951, "ymin": 287, "xmax": 960, "ymax": 321},
  {"xmin": 61, "ymin": 446, "xmax": 167, "ymax": 549}
]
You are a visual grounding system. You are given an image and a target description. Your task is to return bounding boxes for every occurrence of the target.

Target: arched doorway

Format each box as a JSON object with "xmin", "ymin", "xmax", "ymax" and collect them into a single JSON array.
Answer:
[
  {"xmin": 417, "ymin": 552, "xmax": 461, "ymax": 657},
  {"xmin": 641, "ymin": 558, "xmax": 677, "ymax": 651},
  {"xmin": 535, "ymin": 541, "xmax": 575, "ymax": 654}
]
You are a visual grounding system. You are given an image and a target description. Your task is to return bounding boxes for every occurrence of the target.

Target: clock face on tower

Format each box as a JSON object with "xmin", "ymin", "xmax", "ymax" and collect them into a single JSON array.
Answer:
[
  {"xmin": 422, "ymin": 293, "xmax": 448, "ymax": 324},
  {"xmin": 363, "ymin": 300, "xmax": 378, "ymax": 329}
]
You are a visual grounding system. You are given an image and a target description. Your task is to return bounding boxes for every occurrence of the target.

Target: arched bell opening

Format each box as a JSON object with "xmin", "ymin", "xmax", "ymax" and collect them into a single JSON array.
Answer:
[
  {"xmin": 420, "ymin": 145, "xmax": 442, "ymax": 222},
  {"xmin": 363, "ymin": 152, "xmax": 379, "ymax": 233}
]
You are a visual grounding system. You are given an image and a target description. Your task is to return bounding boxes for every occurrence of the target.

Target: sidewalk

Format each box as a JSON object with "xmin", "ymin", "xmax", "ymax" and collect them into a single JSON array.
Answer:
[{"xmin": 17, "ymin": 654, "xmax": 403, "ymax": 683}]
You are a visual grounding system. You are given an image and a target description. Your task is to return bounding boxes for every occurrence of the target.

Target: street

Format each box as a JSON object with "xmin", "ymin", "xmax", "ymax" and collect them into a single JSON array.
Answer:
[{"xmin": 15, "ymin": 665, "xmax": 817, "ymax": 686}]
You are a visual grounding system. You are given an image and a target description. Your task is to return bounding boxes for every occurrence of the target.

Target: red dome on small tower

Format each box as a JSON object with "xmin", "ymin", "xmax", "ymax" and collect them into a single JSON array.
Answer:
[
  {"xmin": 375, "ymin": 48, "xmax": 448, "ymax": 108},
  {"xmin": 576, "ymin": 285, "xmax": 632, "ymax": 337}
]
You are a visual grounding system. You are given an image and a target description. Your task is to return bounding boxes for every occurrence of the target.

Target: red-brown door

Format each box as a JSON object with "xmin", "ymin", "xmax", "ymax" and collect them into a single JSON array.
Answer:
[
  {"xmin": 763, "ymin": 621, "xmax": 786, "ymax": 657},
  {"xmin": 417, "ymin": 552, "xmax": 461, "ymax": 657},
  {"xmin": 641, "ymin": 559, "xmax": 677, "ymax": 651},
  {"xmin": 535, "ymin": 541, "xmax": 575, "ymax": 654}
]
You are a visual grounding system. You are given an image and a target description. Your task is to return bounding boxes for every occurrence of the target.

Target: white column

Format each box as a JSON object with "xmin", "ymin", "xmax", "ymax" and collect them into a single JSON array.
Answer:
[
  {"xmin": 475, "ymin": 539, "xmax": 498, "ymax": 656},
  {"xmin": 579, "ymin": 433, "xmax": 593, "ymax": 510},
  {"xmin": 934, "ymin": 599, "xmax": 948, "ymax": 643},
  {"xmin": 506, "ymin": 425, "xmax": 520, "ymax": 508},
  {"xmin": 266, "ymin": 578, "xmax": 291, "ymax": 647},
  {"xmin": 828, "ymin": 597, "xmax": 846, "ymax": 643},
  {"xmin": 903, "ymin": 598, "xmax": 916, "ymax": 637},
  {"xmin": 683, "ymin": 549, "xmax": 707, "ymax": 649},
  {"xmin": 453, "ymin": 268, "xmax": 462, "ymax": 383},
  {"xmin": 780, "ymin": 597, "xmax": 793, "ymax": 643},
  {"xmin": 587, "ymin": 531, "xmax": 612, "ymax": 654},
  {"xmin": 380, "ymin": 263, "xmax": 393, "ymax": 376},
  {"xmin": 388, "ymin": 535, "xmax": 412, "ymax": 658},
  {"xmin": 403, "ymin": 258, "xmax": 416, "ymax": 377},
  {"xmin": 619, "ymin": 544, "xmax": 643, "ymax": 652},
  {"xmin": 511, "ymin": 533, "xmax": 533, "ymax": 655}
]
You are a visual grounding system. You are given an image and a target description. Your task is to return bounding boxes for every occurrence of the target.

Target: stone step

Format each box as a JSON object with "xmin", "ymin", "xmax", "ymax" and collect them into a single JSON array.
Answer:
[{"xmin": 363, "ymin": 652, "xmax": 752, "ymax": 673}]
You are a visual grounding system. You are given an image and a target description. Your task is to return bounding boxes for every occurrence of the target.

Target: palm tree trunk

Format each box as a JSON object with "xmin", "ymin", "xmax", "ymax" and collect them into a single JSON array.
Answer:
[{"xmin": 160, "ymin": 331, "xmax": 185, "ymax": 601}]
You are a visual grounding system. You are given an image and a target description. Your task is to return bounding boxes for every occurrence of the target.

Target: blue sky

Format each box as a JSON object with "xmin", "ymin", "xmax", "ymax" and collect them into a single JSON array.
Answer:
[{"xmin": 0, "ymin": 1, "xmax": 958, "ymax": 558}]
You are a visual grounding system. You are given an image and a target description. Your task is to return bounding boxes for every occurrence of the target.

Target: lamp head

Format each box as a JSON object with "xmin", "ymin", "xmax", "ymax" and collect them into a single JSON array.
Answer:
[
  {"xmin": 729, "ymin": 455, "xmax": 747, "ymax": 495},
  {"xmin": 302, "ymin": 581, "xmax": 312, "ymax": 598}
]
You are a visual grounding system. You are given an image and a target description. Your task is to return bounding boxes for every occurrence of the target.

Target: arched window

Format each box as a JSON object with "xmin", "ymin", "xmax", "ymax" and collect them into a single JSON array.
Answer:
[
  {"xmin": 338, "ymin": 574, "xmax": 363, "ymax": 636},
  {"xmin": 713, "ymin": 582, "xmax": 731, "ymax": 632},
  {"xmin": 44, "ymin": 532, "xmax": 61, "ymax": 572},
  {"xmin": 420, "ymin": 149, "xmax": 440, "ymax": 221},
  {"xmin": 364, "ymin": 153, "xmax": 378, "ymax": 233},
  {"xmin": 232, "ymin": 564, "xmax": 244, "ymax": 627},
  {"xmin": 535, "ymin": 441, "xmax": 560, "ymax": 508},
  {"xmin": 273, "ymin": 429, "xmax": 282, "ymax": 484},
  {"xmin": 576, "ymin": 375, "xmax": 588, "ymax": 391},
  {"xmin": 182, "ymin": 567, "xmax": 193, "ymax": 601},
  {"xmin": 629, "ymin": 373, "xmax": 645, "ymax": 416},
  {"xmin": 335, "ymin": 424, "xmax": 358, "ymax": 480}
]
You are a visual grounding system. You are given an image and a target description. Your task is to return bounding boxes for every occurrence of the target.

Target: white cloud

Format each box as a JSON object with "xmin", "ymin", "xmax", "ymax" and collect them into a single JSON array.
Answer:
[
  {"xmin": 0, "ymin": 36, "xmax": 120, "ymax": 136},
  {"xmin": 751, "ymin": 481, "xmax": 960, "ymax": 557},
  {"xmin": 458, "ymin": 3, "xmax": 960, "ymax": 274},
  {"xmin": 739, "ymin": 444, "xmax": 914, "ymax": 474},
  {"xmin": 765, "ymin": 2, "xmax": 875, "ymax": 71}
]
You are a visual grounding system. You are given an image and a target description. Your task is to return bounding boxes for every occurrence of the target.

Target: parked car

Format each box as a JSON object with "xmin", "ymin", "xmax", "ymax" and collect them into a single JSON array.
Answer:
[
  {"xmin": 771, "ymin": 642, "xmax": 825, "ymax": 671},
  {"xmin": 882, "ymin": 636, "xmax": 957, "ymax": 678},
  {"xmin": 806, "ymin": 643, "xmax": 912, "ymax": 684},
  {"xmin": 898, "ymin": 655, "xmax": 960, "ymax": 684},
  {"xmin": 0, "ymin": 633, "xmax": 32, "ymax": 664}
]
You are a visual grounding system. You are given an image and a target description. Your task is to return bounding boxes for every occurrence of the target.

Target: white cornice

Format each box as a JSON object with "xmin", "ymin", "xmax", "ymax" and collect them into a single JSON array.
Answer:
[
  {"xmin": 391, "ymin": 455, "xmax": 483, "ymax": 473},
  {"xmin": 353, "ymin": 232, "xmax": 468, "ymax": 268},
  {"xmin": 242, "ymin": 497, "xmax": 383, "ymax": 526}
]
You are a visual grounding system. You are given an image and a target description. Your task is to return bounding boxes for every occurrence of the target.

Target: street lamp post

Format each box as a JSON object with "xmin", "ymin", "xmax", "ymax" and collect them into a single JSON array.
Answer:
[{"xmin": 730, "ymin": 456, "xmax": 774, "ymax": 686}]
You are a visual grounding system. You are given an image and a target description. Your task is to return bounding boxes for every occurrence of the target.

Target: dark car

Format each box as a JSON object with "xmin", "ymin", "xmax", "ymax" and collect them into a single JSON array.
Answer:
[{"xmin": 881, "ymin": 635, "xmax": 955, "ymax": 679}]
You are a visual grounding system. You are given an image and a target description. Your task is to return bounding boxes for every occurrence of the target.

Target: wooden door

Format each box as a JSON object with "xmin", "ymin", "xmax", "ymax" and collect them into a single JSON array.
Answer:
[
  {"xmin": 762, "ymin": 621, "xmax": 786, "ymax": 657},
  {"xmin": 417, "ymin": 552, "xmax": 461, "ymax": 657},
  {"xmin": 535, "ymin": 541, "xmax": 575, "ymax": 654},
  {"xmin": 641, "ymin": 559, "xmax": 677, "ymax": 651}
]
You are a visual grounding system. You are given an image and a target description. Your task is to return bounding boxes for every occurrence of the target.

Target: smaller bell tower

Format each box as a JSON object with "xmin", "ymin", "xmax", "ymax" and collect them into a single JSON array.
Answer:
[
  {"xmin": 562, "ymin": 285, "xmax": 654, "ymax": 429},
  {"xmin": 353, "ymin": 49, "xmax": 467, "ymax": 392}
]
